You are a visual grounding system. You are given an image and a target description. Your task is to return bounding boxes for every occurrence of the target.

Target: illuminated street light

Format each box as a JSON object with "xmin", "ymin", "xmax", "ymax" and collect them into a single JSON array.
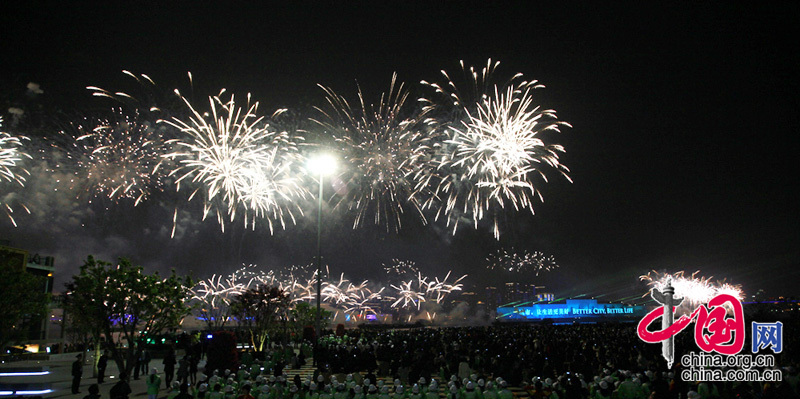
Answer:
[{"xmin": 306, "ymin": 153, "xmax": 337, "ymax": 362}]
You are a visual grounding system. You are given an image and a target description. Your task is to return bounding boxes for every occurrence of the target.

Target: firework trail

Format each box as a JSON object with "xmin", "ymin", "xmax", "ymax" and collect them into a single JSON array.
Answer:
[
  {"xmin": 640, "ymin": 270, "xmax": 744, "ymax": 311},
  {"xmin": 312, "ymin": 74, "xmax": 436, "ymax": 231},
  {"xmin": 86, "ymin": 70, "xmax": 182, "ymax": 119},
  {"xmin": 0, "ymin": 118, "xmax": 32, "ymax": 226},
  {"xmin": 486, "ymin": 248, "xmax": 559, "ymax": 276},
  {"xmin": 162, "ymin": 90, "xmax": 307, "ymax": 234},
  {"xmin": 416, "ymin": 59, "xmax": 571, "ymax": 239}
]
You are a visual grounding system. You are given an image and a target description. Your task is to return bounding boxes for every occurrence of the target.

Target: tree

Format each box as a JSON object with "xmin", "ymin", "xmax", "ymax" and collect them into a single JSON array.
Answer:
[
  {"xmin": 64, "ymin": 256, "xmax": 193, "ymax": 378},
  {"xmin": 289, "ymin": 302, "xmax": 332, "ymax": 341},
  {"xmin": 231, "ymin": 284, "xmax": 289, "ymax": 352},
  {"xmin": 0, "ymin": 266, "xmax": 49, "ymax": 351}
]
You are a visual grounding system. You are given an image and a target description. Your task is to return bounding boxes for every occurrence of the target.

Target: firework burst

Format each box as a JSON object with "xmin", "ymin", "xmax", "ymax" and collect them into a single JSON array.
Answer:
[
  {"xmin": 641, "ymin": 270, "xmax": 744, "ymax": 310},
  {"xmin": 425, "ymin": 271, "xmax": 467, "ymax": 304},
  {"xmin": 390, "ymin": 276, "xmax": 429, "ymax": 310},
  {"xmin": 191, "ymin": 273, "xmax": 245, "ymax": 328},
  {"xmin": 382, "ymin": 258, "xmax": 421, "ymax": 279},
  {"xmin": 313, "ymin": 74, "xmax": 436, "ymax": 231},
  {"xmin": 56, "ymin": 109, "xmax": 172, "ymax": 205},
  {"xmin": 0, "ymin": 118, "xmax": 32, "ymax": 226},
  {"xmin": 194, "ymin": 262, "xmax": 467, "ymax": 322},
  {"xmin": 486, "ymin": 248, "xmax": 559, "ymax": 276},
  {"xmin": 343, "ymin": 285, "xmax": 384, "ymax": 316},
  {"xmin": 162, "ymin": 90, "xmax": 307, "ymax": 233},
  {"xmin": 417, "ymin": 59, "xmax": 570, "ymax": 238}
]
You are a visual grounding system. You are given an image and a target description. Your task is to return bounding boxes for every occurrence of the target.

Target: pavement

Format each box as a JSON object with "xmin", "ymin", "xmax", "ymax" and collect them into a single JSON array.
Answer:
[
  {"xmin": 0, "ymin": 352, "xmax": 316, "ymax": 399},
  {"xmin": 1, "ymin": 353, "xmax": 534, "ymax": 399}
]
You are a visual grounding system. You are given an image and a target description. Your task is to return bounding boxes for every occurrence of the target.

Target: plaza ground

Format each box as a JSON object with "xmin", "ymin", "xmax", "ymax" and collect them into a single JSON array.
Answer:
[{"xmin": 2, "ymin": 353, "xmax": 534, "ymax": 399}]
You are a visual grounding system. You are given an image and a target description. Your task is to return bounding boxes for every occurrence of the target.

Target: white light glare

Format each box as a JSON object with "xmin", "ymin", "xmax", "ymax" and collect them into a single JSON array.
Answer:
[{"xmin": 307, "ymin": 154, "xmax": 337, "ymax": 176}]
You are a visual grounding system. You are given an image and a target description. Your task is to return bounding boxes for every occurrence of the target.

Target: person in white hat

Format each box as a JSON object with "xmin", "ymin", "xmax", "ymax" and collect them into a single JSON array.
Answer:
[{"xmin": 147, "ymin": 368, "xmax": 162, "ymax": 399}]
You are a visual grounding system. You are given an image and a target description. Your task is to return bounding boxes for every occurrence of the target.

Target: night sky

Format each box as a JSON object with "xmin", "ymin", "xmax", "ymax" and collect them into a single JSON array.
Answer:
[{"xmin": 2, "ymin": 2, "xmax": 798, "ymax": 299}]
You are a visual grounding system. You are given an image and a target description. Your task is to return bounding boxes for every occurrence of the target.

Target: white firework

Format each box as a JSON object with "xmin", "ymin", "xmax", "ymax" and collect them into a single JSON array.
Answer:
[
  {"xmin": 1, "ymin": 118, "xmax": 32, "ymax": 226},
  {"xmin": 417, "ymin": 59, "xmax": 570, "ymax": 238},
  {"xmin": 162, "ymin": 90, "xmax": 307, "ymax": 233}
]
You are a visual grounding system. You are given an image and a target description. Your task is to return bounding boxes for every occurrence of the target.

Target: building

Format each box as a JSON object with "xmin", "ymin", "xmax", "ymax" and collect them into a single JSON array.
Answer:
[
  {"xmin": 497, "ymin": 299, "xmax": 649, "ymax": 323},
  {"xmin": 0, "ymin": 241, "xmax": 57, "ymax": 350}
]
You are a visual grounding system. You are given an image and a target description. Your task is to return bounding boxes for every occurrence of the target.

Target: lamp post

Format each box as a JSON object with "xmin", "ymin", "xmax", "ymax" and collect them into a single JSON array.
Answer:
[{"xmin": 307, "ymin": 154, "xmax": 336, "ymax": 364}]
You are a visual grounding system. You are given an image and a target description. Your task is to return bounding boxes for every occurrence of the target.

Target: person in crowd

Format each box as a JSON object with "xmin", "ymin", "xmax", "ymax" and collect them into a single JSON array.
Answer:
[
  {"xmin": 83, "ymin": 383, "xmax": 101, "ymax": 399},
  {"xmin": 98, "ymin": 350, "xmax": 109, "ymax": 384},
  {"xmin": 147, "ymin": 367, "xmax": 162, "ymax": 399},
  {"xmin": 142, "ymin": 348, "xmax": 152, "ymax": 376},
  {"xmin": 209, "ymin": 384, "xmax": 225, "ymax": 399},
  {"xmin": 110, "ymin": 373, "xmax": 132, "ymax": 399},
  {"xmin": 172, "ymin": 382, "xmax": 193, "ymax": 399},
  {"xmin": 164, "ymin": 347, "xmax": 177, "ymax": 387},
  {"xmin": 197, "ymin": 383, "xmax": 210, "ymax": 399},
  {"xmin": 72, "ymin": 353, "xmax": 84, "ymax": 394}
]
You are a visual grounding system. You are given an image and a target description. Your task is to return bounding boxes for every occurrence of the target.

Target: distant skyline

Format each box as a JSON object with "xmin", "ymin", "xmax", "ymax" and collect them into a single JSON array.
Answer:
[{"xmin": 1, "ymin": 2, "xmax": 798, "ymax": 299}]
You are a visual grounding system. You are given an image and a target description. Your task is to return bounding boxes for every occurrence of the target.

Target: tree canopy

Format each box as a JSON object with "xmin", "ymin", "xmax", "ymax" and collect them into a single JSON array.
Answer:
[
  {"xmin": 0, "ymin": 266, "xmax": 49, "ymax": 351},
  {"xmin": 65, "ymin": 255, "xmax": 193, "ymax": 377},
  {"xmin": 231, "ymin": 284, "xmax": 289, "ymax": 352}
]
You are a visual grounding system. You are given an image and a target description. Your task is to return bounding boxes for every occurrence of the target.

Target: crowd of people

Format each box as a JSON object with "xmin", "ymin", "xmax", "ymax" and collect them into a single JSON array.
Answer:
[
  {"xmin": 75, "ymin": 323, "xmax": 798, "ymax": 399},
  {"xmin": 311, "ymin": 325, "xmax": 798, "ymax": 399}
]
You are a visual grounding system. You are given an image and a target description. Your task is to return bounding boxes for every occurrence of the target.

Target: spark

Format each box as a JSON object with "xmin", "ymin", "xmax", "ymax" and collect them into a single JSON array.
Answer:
[
  {"xmin": 382, "ymin": 259, "xmax": 421, "ymax": 279},
  {"xmin": 416, "ymin": 59, "xmax": 570, "ymax": 239},
  {"xmin": 59, "ymin": 109, "xmax": 171, "ymax": 205},
  {"xmin": 86, "ymin": 70, "xmax": 170, "ymax": 116},
  {"xmin": 196, "ymin": 263, "xmax": 466, "ymax": 321},
  {"xmin": 425, "ymin": 271, "xmax": 467, "ymax": 304},
  {"xmin": 162, "ymin": 90, "xmax": 307, "ymax": 233},
  {"xmin": 190, "ymin": 274, "xmax": 246, "ymax": 326},
  {"xmin": 390, "ymin": 275, "xmax": 429, "ymax": 310},
  {"xmin": 486, "ymin": 249, "xmax": 559, "ymax": 275},
  {"xmin": 641, "ymin": 270, "xmax": 744, "ymax": 310},
  {"xmin": 342, "ymin": 285, "xmax": 384, "ymax": 317},
  {"xmin": 312, "ymin": 73, "xmax": 435, "ymax": 231},
  {"xmin": 0, "ymin": 117, "xmax": 32, "ymax": 226}
]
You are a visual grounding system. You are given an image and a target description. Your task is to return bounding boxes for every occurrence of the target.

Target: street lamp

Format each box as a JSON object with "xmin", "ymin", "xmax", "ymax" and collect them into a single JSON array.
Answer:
[{"xmin": 306, "ymin": 153, "xmax": 337, "ymax": 363}]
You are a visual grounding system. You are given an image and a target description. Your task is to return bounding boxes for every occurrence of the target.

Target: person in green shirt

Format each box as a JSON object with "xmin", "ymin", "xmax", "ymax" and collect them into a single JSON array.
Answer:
[
  {"xmin": 447, "ymin": 385, "xmax": 461, "ymax": 399},
  {"xmin": 425, "ymin": 381, "xmax": 440, "ymax": 399},
  {"xmin": 496, "ymin": 381, "xmax": 512, "ymax": 399},
  {"xmin": 481, "ymin": 381, "xmax": 496, "ymax": 399},
  {"xmin": 289, "ymin": 384, "xmax": 305, "ymax": 399},
  {"xmin": 197, "ymin": 383, "xmax": 210, "ymax": 399},
  {"xmin": 209, "ymin": 384, "xmax": 225, "ymax": 399},
  {"xmin": 256, "ymin": 384, "xmax": 271, "ymax": 399},
  {"xmin": 463, "ymin": 382, "xmax": 478, "ymax": 399},
  {"xmin": 366, "ymin": 385, "xmax": 379, "ymax": 399},
  {"xmin": 223, "ymin": 384, "xmax": 237, "ymax": 399},
  {"xmin": 353, "ymin": 385, "xmax": 366, "ymax": 399},
  {"xmin": 308, "ymin": 383, "xmax": 321, "ymax": 399},
  {"xmin": 167, "ymin": 381, "xmax": 182, "ymax": 399},
  {"xmin": 147, "ymin": 368, "xmax": 162, "ymax": 399}
]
